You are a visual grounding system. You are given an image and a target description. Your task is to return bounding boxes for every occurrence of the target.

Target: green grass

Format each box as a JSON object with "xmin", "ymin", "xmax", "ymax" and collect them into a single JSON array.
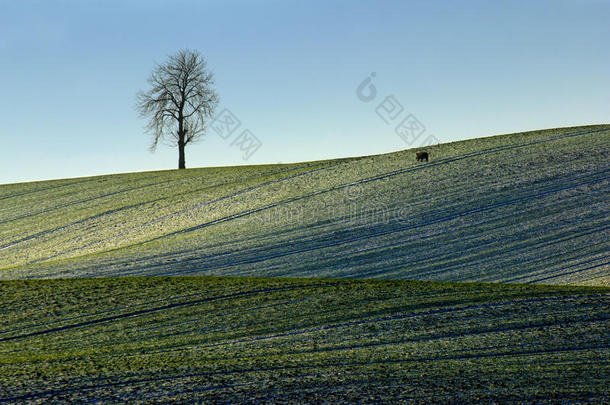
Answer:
[
  {"xmin": 0, "ymin": 276, "xmax": 608, "ymax": 403},
  {"xmin": 1, "ymin": 124, "xmax": 609, "ymax": 284},
  {"xmin": 1, "ymin": 125, "xmax": 609, "ymax": 402}
]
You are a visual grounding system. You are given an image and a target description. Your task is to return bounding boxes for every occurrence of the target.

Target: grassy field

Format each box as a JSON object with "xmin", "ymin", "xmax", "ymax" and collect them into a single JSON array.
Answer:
[
  {"xmin": 0, "ymin": 276, "xmax": 608, "ymax": 403},
  {"xmin": 1, "ymin": 125, "xmax": 609, "ymax": 284},
  {"xmin": 1, "ymin": 125, "xmax": 609, "ymax": 402}
]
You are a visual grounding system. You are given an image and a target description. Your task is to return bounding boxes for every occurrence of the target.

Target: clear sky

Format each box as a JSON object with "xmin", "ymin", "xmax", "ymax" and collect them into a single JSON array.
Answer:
[{"xmin": 1, "ymin": 0, "xmax": 608, "ymax": 184}]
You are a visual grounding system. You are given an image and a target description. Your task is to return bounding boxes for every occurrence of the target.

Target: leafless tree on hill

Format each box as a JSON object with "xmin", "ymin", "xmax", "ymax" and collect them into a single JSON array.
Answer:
[{"xmin": 136, "ymin": 49, "xmax": 219, "ymax": 169}]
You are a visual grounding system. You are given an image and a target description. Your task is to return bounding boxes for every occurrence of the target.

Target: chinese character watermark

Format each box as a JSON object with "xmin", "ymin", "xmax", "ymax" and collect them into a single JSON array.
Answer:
[
  {"xmin": 209, "ymin": 107, "xmax": 262, "ymax": 160},
  {"xmin": 231, "ymin": 129, "xmax": 263, "ymax": 161},
  {"xmin": 356, "ymin": 72, "xmax": 439, "ymax": 148}
]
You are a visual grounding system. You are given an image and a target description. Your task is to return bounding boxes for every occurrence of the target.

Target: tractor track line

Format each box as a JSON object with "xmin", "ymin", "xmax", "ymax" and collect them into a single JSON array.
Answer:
[
  {"xmin": 166, "ymin": 172, "xmax": 608, "ymax": 274},
  {"xmin": 125, "ymin": 175, "xmax": 606, "ymax": 277},
  {"xmin": 154, "ymin": 174, "xmax": 610, "ymax": 274},
  {"xmin": 159, "ymin": 294, "xmax": 609, "ymax": 350},
  {"xmin": 9, "ymin": 127, "xmax": 608, "ymax": 266},
  {"xmin": 24, "ymin": 161, "xmax": 346, "ymax": 264},
  {"xmin": 0, "ymin": 163, "xmax": 317, "ymax": 250},
  {"xmin": 3, "ymin": 344, "xmax": 606, "ymax": 403},
  {"xmin": 0, "ymin": 283, "xmax": 334, "ymax": 343},
  {"xmin": 118, "ymin": 127, "xmax": 610, "ymax": 248}
]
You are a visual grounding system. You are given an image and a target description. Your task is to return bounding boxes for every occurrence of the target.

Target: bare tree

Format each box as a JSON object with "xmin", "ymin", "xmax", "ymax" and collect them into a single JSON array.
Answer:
[{"xmin": 136, "ymin": 49, "xmax": 219, "ymax": 169}]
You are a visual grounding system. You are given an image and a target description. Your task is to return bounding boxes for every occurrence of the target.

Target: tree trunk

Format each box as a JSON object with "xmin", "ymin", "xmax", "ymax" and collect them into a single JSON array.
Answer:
[
  {"xmin": 177, "ymin": 109, "xmax": 186, "ymax": 169},
  {"xmin": 178, "ymin": 141, "xmax": 186, "ymax": 169}
]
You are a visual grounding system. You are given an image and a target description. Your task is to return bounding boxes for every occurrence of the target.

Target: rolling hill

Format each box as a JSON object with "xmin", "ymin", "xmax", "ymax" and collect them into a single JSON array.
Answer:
[
  {"xmin": 1, "ymin": 277, "xmax": 608, "ymax": 403},
  {"xmin": 1, "ymin": 125, "xmax": 609, "ymax": 403},
  {"xmin": 1, "ymin": 125, "xmax": 608, "ymax": 284}
]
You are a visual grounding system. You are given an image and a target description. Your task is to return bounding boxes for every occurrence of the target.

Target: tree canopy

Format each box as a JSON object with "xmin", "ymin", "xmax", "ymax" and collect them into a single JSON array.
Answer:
[{"xmin": 136, "ymin": 49, "xmax": 219, "ymax": 169}]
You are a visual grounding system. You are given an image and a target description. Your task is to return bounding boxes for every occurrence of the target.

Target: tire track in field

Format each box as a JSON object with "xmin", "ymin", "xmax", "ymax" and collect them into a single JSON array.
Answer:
[
  {"xmin": 92, "ymin": 172, "xmax": 610, "ymax": 280},
  {"xmin": 0, "ymin": 179, "xmax": 173, "ymax": 225},
  {"xmin": 51, "ymin": 297, "xmax": 309, "ymax": 347},
  {"xmin": 151, "ymin": 294, "xmax": 607, "ymax": 343},
  {"xmin": 301, "ymin": 217, "xmax": 610, "ymax": 282},
  {"xmin": 504, "ymin": 253, "xmax": 610, "ymax": 284},
  {"xmin": 0, "ymin": 177, "xmax": 104, "ymax": 202},
  {"xmin": 527, "ymin": 260, "xmax": 610, "ymax": 283},
  {"xmin": 56, "ymin": 147, "xmax": 608, "ymax": 278},
  {"xmin": 6, "ymin": 344, "xmax": 603, "ymax": 404},
  {"xmin": 231, "ymin": 170, "xmax": 607, "ymax": 270},
  {"xmin": 344, "ymin": 199, "xmax": 610, "ymax": 281},
  {"xmin": 121, "ymin": 127, "xmax": 610, "ymax": 248},
  {"xmin": 13, "ymin": 127, "xmax": 609, "ymax": 266},
  {"xmin": 0, "ymin": 283, "xmax": 334, "ymax": 343},
  {"xmin": 0, "ymin": 172, "xmax": 174, "ymax": 219},
  {"xmin": 136, "ymin": 161, "xmax": 341, "ymax": 231},
  {"xmin": 0, "ymin": 163, "xmax": 325, "ymax": 255},
  {"xmin": 345, "ymin": 228, "xmax": 610, "ymax": 283},
  {"xmin": 0, "ymin": 162, "xmax": 315, "ymax": 224},
  {"xmin": 164, "ymin": 294, "xmax": 609, "ymax": 350},
  {"xmin": 270, "ymin": 162, "xmax": 604, "ymax": 256},
  {"xmin": 164, "ymin": 315, "xmax": 606, "ymax": 361},
  {"xmin": 0, "ymin": 286, "xmax": 243, "ymax": 338},
  {"xmin": 0, "ymin": 164, "xmax": 315, "ymax": 250},
  {"xmin": 0, "ymin": 290, "xmax": 606, "ymax": 402},
  {"xmin": 137, "ymin": 169, "xmax": 604, "ymax": 276},
  {"xmin": 442, "ymin": 227, "xmax": 610, "ymax": 283},
  {"xmin": 0, "ymin": 380, "xmax": 244, "ymax": 403},
  {"xmin": 0, "ymin": 201, "xmax": 158, "ymax": 251},
  {"xmin": 277, "ymin": 374, "xmax": 608, "ymax": 403},
  {"xmin": 24, "ymin": 161, "xmax": 346, "ymax": 264},
  {"xmin": 394, "ymin": 215, "xmax": 610, "ymax": 281},
  {"xmin": 151, "ymin": 172, "xmax": 610, "ymax": 275},
  {"xmin": 4, "ymin": 287, "xmax": 465, "ymax": 357}
]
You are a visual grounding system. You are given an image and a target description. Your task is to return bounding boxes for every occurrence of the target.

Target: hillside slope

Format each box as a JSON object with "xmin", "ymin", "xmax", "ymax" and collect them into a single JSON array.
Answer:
[
  {"xmin": 1, "ymin": 277, "xmax": 608, "ymax": 403},
  {"xmin": 1, "ymin": 125, "xmax": 609, "ymax": 284}
]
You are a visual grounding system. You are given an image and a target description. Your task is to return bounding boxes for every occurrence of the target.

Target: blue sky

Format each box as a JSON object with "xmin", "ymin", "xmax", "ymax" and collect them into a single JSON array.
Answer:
[{"xmin": 1, "ymin": 0, "xmax": 608, "ymax": 184}]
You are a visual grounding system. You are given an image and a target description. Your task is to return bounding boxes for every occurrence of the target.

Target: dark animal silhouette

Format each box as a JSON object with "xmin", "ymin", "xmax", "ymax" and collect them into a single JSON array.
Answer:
[{"xmin": 416, "ymin": 151, "xmax": 429, "ymax": 162}]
